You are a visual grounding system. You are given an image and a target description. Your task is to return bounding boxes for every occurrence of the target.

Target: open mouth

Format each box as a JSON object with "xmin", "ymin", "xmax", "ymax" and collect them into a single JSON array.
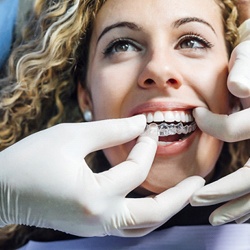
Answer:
[{"xmin": 145, "ymin": 110, "xmax": 197, "ymax": 143}]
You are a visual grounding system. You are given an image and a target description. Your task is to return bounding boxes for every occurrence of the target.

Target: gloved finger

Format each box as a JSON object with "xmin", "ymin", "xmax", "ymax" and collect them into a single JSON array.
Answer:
[
  {"xmin": 228, "ymin": 41, "xmax": 250, "ymax": 99},
  {"xmin": 99, "ymin": 123, "xmax": 158, "ymax": 195},
  {"xmin": 193, "ymin": 107, "xmax": 250, "ymax": 142},
  {"xmin": 236, "ymin": 213, "xmax": 250, "ymax": 224},
  {"xmin": 124, "ymin": 176, "xmax": 205, "ymax": 229},
  {"xmin": 190, "ymin": 166, "xmax": 250, "ymax": 206},
  {"xmin": 123, "ymin": 209, "xmax": 250, "ymax": 236},
  {"xmin": 58, "ymin": 115, "xmax": 147, "ymax": 157},
  {"xmin": 208, "ymin": 193, "xmax": 250, "ymax": 226},
  {"xmin": 82, "ymin": 115, "xmax": 147, "ymax": 154},
  {"xmin": 115, "ymin": 177, "xmax": 205, "ymax": 237}
]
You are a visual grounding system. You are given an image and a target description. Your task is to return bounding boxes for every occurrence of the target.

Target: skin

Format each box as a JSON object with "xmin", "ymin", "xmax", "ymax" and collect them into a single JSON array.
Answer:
[
  {"xmin": 78, "ymin": 0, "xmax": 232, "ymax": 194},
  {"xmin": 237, "ymin": 0, "xmax": 250, "ymax": 24}
]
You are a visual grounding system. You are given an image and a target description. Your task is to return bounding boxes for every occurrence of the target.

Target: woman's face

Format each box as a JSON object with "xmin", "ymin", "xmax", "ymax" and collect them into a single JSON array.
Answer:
[{"xmin": 79, "ymin": 0, "xmax": 230, "ymax": 194}]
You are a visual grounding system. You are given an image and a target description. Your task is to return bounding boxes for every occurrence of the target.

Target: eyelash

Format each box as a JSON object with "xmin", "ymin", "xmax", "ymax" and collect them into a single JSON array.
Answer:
[
  {"xmin": 177, "ymin": 32, "xmax": 214, "ymax": 49},
  {"xmin": 102, "ymin": 32, "xmax": 214, "ymax": 56},
  {"xmin": 102, "ymin": 38, "xmax": 140, "ymax": 56}
]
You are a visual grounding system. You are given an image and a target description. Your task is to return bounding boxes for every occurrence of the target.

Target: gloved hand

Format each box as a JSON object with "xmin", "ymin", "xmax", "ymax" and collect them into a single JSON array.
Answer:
[
  {"xmin": 190, "ymin": 19, "xmax": 250, "ymax": 226},
  {"xmin": 228, "ymin": 19, "xmax": 250, "ymax": 108},
  {"xmin": 191, "ymin": 163, "xmax": 250, "ymax": 226},
  {"xmin": 0, "ymin": 115, "xmax": 204, "ymax": 237}
]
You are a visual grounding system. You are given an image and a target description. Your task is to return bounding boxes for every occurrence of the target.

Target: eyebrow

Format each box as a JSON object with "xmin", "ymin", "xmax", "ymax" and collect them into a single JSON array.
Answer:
[
  {"xmin": 97, "ymin": 17, "xmax": 216, "ymax": 43},
  {"xmin": 97, "ymin": 21, "xmax": 142, "ymax": 43},
  {"xmin": 173, "ymin": 17, "xmax": 216, "ymax": 35}
]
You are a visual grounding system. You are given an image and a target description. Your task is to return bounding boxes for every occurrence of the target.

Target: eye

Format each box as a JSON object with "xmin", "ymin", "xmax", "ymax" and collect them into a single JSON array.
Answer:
[
  {"xmin": 103, "ymin": 38, "xmax": 141, "ymax": 56},
  {"xmin": 181, "ymin": 39, "xmax": 204, "ymax": 49},
  {"xmin": 178, "ymin": 33, "xmax": 213, "ymax": 50}
]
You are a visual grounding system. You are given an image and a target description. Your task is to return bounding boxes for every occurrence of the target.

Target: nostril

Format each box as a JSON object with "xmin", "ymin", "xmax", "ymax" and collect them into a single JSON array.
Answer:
[
  {"xmin": 142, "ymin": 78, "xmax": 180, "ymax": 88},
  {"xmin": 168, "ymin": 78, "xmax": 178, "ymax": 84},
  {"xmin": 145, "ymin": 78, "xmax": 155, "ymax": 85}
]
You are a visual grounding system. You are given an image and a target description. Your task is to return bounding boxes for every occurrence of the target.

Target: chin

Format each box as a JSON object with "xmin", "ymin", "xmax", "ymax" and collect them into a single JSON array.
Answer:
[
  {"xmin": 137, "ymin": 159, "xmax": 216, "ymax": 195},
  {"xmin": 138, "ymin": 174, "xmax": 187, "ymax": 195}
]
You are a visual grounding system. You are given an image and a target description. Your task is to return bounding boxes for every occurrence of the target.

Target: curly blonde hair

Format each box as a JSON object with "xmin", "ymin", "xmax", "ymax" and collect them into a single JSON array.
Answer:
[
  {"xmin": 0, "ymin": 0, "xmax": 107, "ymax": 150},
  {"xmin": 0, "ymin": 0, "xmax": 249, "ymax": 247}
]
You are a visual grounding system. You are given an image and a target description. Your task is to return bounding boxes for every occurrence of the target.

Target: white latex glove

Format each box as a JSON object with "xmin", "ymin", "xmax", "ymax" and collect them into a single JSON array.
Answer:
[
  {"xmin": 228, "ymin": 19, "xmax": 250, "ymax": 108},
  {"xmin": 190, "ymin": 20, "xmax": 250, "ymax": 226},
  {"xmin": 191, "ymin": 165, "xmax": 250, "ymax": 226},
  {"xmin": 0, "ymin": 115, "xmax": 204, "ymax": 237}
]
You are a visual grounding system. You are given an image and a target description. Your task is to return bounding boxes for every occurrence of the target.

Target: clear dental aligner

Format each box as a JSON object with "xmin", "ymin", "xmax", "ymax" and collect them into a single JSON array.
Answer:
[{"xmin": 147, "ymin": 122, "xmax": 197, "ymax": 137}]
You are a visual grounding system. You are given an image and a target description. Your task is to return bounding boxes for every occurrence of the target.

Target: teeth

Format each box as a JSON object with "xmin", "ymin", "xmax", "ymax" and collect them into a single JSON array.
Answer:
[
  {"xmin": 157, "ymin": 122, "xmax": 196, "ymax": 136},
  {"xmin": 144, "ymin": 111, "xmax": 196, "ymax": 137},
  {"xmin": 154, "ymin": 111, "xmax": 164, "ymax": 122},
  {"xmin": 145, "ymin": 111, "xmax": 194, "ymax": 123},
  {"xmin": 165, "ymin": 111, "xmax": 175, "ymax": 122},
  {"xmin": 181, "ymin": 112, "xmax": 186, "ymax": 122},
  {"xmin": 147, "ymin": 113, "xmax": 154, "ymax": 123}
]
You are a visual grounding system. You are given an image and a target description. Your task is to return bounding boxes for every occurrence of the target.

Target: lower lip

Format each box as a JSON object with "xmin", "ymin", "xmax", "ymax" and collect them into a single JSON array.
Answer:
[{"xmin": 156, "ymin": 129, "xmax": 199, "ymax": 156}]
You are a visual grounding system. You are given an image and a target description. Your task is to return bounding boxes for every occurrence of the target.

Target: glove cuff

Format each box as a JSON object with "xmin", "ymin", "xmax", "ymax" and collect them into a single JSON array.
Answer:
[{"xmin": 238, "ymin": 19, "xmax": 250, "ymax": 42}]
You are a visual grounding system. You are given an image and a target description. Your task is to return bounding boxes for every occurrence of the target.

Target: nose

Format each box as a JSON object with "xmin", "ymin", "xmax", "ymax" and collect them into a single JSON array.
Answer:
[{"xmin": 138, "ymin": 51, "xmax": 182, "ymax": 90}]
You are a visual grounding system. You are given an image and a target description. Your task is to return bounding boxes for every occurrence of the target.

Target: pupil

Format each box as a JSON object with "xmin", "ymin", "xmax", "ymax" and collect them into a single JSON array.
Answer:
[
  {"xmin": 117, "ymin": 43, "xmax": 129, "ymax": 52},
  {"xmin": 188, "ymin": 41, "xmax": 195, "ymax": 48}
]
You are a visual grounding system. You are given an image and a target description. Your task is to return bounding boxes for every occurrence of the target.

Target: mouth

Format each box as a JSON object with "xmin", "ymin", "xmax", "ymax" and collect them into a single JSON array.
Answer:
[{"xmin": 144, "ymin": 110, "xmax": 197, "ymax": 144}]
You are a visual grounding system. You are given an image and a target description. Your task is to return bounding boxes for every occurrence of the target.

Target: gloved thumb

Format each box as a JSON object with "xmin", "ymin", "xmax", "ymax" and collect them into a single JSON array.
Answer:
[
  {"xmin": 193, "ymin": 107, "xmax": 250, "ymax": 142},
  {"xmin": 228, "ymin": 40, "xmax": 250, "ymax": 99}
]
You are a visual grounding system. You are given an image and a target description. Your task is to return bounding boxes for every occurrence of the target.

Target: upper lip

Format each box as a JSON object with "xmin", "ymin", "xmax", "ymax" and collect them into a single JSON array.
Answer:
[{"xmin": 129, "ymin": 101, "xmax": 196, "ymax": 117}]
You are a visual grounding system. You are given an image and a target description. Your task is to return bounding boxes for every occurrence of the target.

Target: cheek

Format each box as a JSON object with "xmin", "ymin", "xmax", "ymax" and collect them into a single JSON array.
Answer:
[
  {"xmin": 89, "ymin": 64, "xmax": 137, "ymax": 120},
  {"xmin": 194, "ymin": 63, "xmax": 229, "ymax": 113},
  {"xmin": 89, "ymin": 72, "xmax": 124, "ymax": 120},
  {"xmin": 197, "ymin": 135, "xmax": 223, "ymax": 178}
]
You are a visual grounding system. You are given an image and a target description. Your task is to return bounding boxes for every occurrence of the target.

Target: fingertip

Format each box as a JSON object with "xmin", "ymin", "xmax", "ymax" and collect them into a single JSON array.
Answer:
[
  {"xmin": 130, "ymin": 114, "xmax": 147, "ymax": 126},
  {"xmin": 235, "ymin": 215, "xmax": 250, "ymax": 224},
  {"xmin": 186, "ymin": 177, "xmax": 207, "ymax": 206},
  {"xmin": 192, "ymin": 176, "xmax": 206, "ymax": 187},
  {"xmin": 178, "ymin": 176, "xmax": 205, "ymax": 190},
  {"xmin": 189, "ymin": 192, "xmax": 204, "ymax": 207},
  {"xmin": 235, "ymin": 218, "xmax": 244, "ymax": 224},
  {"xmin": 189, "ymin": 185, "xmax": 219, "ymax": 207},
  {"xmin": 192, "ymin": 107, "xmax": 209, "ymax": 119},
  {"xmin": 209, "ymin": 213, "xmax": 223, "ymax": 226},
  {"xmin": 227, "ymin": 79, "xmax": 250, "ymax": 98},
  {"xmin": 124, "ymin": 115, "xmax": 147, "ymax": 134},
  {"xmin": 142, "ymin": 123, "xmax": 159, "ymax": 142}
]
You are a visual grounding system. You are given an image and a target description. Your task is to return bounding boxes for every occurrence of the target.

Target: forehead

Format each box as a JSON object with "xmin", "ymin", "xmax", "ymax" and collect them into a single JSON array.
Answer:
[{"xmin": 93, "ymin": 0, "xmax": 223, "ymax": 35}]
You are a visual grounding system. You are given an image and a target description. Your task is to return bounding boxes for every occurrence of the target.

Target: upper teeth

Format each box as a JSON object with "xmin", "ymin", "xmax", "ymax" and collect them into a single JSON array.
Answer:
[{"xmin": 144, "ymin": 111, "xmax": 193, "ymax": 123}]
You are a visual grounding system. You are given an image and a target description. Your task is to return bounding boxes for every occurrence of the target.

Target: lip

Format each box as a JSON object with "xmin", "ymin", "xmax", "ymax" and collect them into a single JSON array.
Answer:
[
  {"xmin": 129, "ymin": 101, "xmax": 196, "ymax": 116},
  {"xmin": 128, "ymin": 101, "xmax": 199, "ymax": 157},
  {"xmin": 156, "ymin": 129, "xmax": 199, "ymax": 156}
]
